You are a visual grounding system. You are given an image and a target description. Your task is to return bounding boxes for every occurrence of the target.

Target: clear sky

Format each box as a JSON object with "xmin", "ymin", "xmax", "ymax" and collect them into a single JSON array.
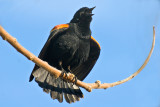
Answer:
[{"xmin": 0, "ymin": 0, "xmax": 160, "ymax": 107}]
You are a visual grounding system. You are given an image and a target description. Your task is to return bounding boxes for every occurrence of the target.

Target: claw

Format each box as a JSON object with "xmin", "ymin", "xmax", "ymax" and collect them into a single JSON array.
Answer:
[
  {"xmin": 67, "ymin": 66, "xmax": 78, "ymax": 85},
  {"xmin": 70, "ymin": 74, "xmax": 77, "ymax": 86},
  {"xmin": 73, "ymin": 76, "xmax": 77, "ymax": 85},
  {"xmin": 59, "ymin": 61, "xmax": 68, "ymax": 79},
  {"xmin": 60, "ymin": 70, "xmax": 68, "ymax": 80}
]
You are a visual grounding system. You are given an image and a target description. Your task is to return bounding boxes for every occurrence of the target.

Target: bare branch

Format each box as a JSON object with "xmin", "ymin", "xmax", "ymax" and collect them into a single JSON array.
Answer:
[{"xmin": 0, "ymin": 25, "xmax": 155, "ymax": 92}]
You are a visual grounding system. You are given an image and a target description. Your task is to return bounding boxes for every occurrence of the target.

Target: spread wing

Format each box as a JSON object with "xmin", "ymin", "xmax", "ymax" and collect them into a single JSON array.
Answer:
[
  {"xmin": 71, "ymin": 36, "xmax": 101, "ymax": 81},
  {"xmin": 29, "ymin": 24, "xmax": 69, "ymax": 81}
]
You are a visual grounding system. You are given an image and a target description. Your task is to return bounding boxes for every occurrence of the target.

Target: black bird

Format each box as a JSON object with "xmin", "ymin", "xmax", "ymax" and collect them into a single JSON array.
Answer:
[{"xmin": 29, "ymin": 6, "xmax": 101, "ymax": 103}]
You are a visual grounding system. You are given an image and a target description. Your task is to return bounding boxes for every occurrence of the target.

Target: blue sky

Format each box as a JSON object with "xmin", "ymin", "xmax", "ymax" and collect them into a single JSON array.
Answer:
[{"xmin": 0, "ymin": 0, "xmax": 160, "ymax": 107}]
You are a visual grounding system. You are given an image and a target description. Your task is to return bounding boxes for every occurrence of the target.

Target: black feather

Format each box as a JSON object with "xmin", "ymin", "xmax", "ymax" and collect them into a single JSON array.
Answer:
[{"xmin": 29, "ymin": 7, "xmax": 100, "ymax": 103}]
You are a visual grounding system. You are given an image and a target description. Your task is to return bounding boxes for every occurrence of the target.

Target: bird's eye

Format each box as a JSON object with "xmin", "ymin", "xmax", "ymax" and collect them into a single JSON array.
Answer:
[
  {"xmin": 84, "ymin": 9, "xmax": 88, "ymax": 14},
  {"xmin": 80, "ymin": 12, "xmax": 84, "ymax": 16}
]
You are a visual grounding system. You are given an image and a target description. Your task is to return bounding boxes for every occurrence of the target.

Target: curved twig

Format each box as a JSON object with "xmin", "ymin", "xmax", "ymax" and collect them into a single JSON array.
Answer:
[{"xmin": 0, "ymin": 25, "xmax": 155, "ymax": 92}]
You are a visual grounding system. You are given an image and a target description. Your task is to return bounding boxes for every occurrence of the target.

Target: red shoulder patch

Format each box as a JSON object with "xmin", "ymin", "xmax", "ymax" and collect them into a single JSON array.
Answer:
[
  {"xmin": 50, "ymin": 24, "xmax": 69, "ymax": 33},
  {"xmin": 91, "ymin": 36, "xmax": 101, "ymax": 49}
]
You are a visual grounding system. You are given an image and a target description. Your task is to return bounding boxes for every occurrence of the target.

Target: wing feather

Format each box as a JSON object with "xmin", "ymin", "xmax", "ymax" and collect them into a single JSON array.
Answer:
[
  {"xmin": 71, "ymin": 36, "xmax": 101, "ymax": 81},
  {"xmin": 29, "ymin": 24, "xmax": 69, "ymax": 81}
]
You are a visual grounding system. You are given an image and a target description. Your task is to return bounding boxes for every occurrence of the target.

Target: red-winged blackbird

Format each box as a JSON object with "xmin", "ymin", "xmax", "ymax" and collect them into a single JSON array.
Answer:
[{"xmin": 29, "ymin": 7, "xmax": 101, "ymax": 103}]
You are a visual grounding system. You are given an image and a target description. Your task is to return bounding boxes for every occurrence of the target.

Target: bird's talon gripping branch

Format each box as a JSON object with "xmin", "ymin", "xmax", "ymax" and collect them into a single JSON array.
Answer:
[
  {"xmin": 74, "ymin": 76, "xmax": 78, "ymax": 84},
  {"xmin": 66, "ymin": 66, "xmax": 78, "ymax": 84},
  {"xmin": 60, "ymin": 72, "xmax": 64, "ymax": 78},
  {"xmin": 72, "ymin": 76, "xmax": 78, "ymax": 86},
  {"xmin": 68, "ymin": 73, "xmax": 75, "ymax": 81},
  {"xmin": 60, "ymin": 70, "xmax": 69, "ymax": 81}
]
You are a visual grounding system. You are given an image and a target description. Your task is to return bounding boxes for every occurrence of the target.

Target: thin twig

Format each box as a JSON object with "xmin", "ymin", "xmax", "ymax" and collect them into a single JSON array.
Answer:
[{"xmin": 0, "ymin": 25, "xmax": 155, "ymax": 92}]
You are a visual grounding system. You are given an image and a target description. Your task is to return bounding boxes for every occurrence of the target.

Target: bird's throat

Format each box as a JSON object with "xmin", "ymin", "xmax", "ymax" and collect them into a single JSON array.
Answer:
[{"xmin": 77, "ymin": 22, "xmax": 91, "ymax": 36}]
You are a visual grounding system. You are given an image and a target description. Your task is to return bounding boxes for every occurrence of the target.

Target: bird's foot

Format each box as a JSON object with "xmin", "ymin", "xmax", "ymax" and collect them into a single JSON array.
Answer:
[
  {"xmin": 59, "ymin": 61, "xmax": 68, "ymax": 79},
  {"xmin": 72, "ymin": 76, "xmax": 77, "ymax": 85},
  {"xmin": 69, "ymin": 73, "xmax": 77, "ymax": 85},
  {"xmin": 60, "ymin": 70, "xmax": 68, "ymax": 80},
  {"xmin": 67, "ymin": 66, "xmax": 78, "ymax": 85}
]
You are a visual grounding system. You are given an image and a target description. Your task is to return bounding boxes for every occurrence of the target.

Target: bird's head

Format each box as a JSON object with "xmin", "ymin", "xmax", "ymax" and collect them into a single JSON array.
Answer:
[{"xmin": 70, "ymin": 6, "xmax": 95, "ymax": 24}]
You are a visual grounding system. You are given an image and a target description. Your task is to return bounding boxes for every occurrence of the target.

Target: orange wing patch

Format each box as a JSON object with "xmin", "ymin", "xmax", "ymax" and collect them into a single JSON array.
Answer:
[
  {"xmin": 91, "ymin": 36, "xmax": 101, "ymax": 49},
  {"xmin": 50, "ymin": 24, "xmax": 69, "ymax": 33}
]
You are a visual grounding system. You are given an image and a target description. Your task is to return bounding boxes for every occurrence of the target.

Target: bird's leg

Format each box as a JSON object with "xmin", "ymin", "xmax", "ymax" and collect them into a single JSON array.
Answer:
[
  {"xmin": 59, "ymin": 61, "xmax": 68, "ymax": 79},
  {"xmin": 68, "ymin": 66, "xmax": 77, "ymax": 85},
  {"xmin": 67, "ymin": 66, "xmax": 71, "ymax": 73}
]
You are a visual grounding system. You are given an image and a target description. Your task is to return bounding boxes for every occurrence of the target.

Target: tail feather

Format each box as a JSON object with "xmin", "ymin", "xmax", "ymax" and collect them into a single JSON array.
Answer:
[
  {"xmin": 66, "ymin": 82, "xmax": 76, "ymax": 103},
  {"xmin": 50, "ymin": 91, "xmax": 58, "ymax": 100},
  {"xmin": 33, "ymin": 67, "xmax": 49, "ymax": 83},
  {"xmin": 64, "ymin": 92, "xmax": 71, "ymax": 103},
  {"xmin": 56, "ymin": 79, "xmax": 63, "ymax": 102},
  {"xmin": 30, "ymin": 67, "xmax": 83, "ymax": 103},
  {"xmin": 67, "ymin": 83, "xmax": 81, "ymax": 101},
  {"xmin": 63, "ymin": 82, "xmax": 72, "ymax": 103},
  {"xmin": 67, "ymin": 82, "xmax": 80, "ymax": 102},
  {"xmin": 49, "ymin": 75, "xmax": 59, "ymax": 100},
  {"xmin": 43, "ymin": 88, "xmax": 50, "ymax": 93},
  {"xmin": 72, "ymin": 85, "xmax": 84, "ymax": 98}
]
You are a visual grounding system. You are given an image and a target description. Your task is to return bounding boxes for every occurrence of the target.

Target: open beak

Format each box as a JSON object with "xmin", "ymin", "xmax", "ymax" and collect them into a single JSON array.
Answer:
[{"xmin": 89, "ymin": 6, "xmax": 96, "ymax": 16}]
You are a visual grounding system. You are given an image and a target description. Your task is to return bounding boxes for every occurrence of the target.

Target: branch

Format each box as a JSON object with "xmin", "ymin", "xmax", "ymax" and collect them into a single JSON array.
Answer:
[{"xmin": 0, "ymin": 25, "xmax": 155, "ymax": 92}]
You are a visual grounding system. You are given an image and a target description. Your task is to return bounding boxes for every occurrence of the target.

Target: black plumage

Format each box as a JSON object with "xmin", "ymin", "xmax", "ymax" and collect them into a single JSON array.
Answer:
[{"xmin": 29, "ymin": 7, "xmax": 100, "ymax": 103}]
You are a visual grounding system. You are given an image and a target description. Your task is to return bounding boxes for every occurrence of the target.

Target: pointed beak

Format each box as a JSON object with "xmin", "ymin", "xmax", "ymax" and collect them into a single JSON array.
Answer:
[
  {"xmin": 90, "ymin": 6, "xmax": 96, "ymax": 11},
  {"xmin": 89, "ymin": 6, "xmax": 96, "ymax": 16}
]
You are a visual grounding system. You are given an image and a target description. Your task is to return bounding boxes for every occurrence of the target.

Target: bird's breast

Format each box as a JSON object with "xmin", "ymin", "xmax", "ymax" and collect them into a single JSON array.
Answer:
[{"xmin": 77, "ymin": 38, "xmax": 90, "ymax": 62}]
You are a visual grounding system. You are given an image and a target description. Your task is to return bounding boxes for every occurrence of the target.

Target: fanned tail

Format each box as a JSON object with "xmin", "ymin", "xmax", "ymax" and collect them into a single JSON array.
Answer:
[{"xmin": 30, "ymin": 67, "xmax": 84, "ymax": 103}]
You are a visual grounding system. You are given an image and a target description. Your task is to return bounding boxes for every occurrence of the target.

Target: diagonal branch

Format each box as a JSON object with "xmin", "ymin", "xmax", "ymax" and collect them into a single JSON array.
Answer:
[{"xmin": 0, "ymin": 25, "xmax": 155, "ymax": 92}]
